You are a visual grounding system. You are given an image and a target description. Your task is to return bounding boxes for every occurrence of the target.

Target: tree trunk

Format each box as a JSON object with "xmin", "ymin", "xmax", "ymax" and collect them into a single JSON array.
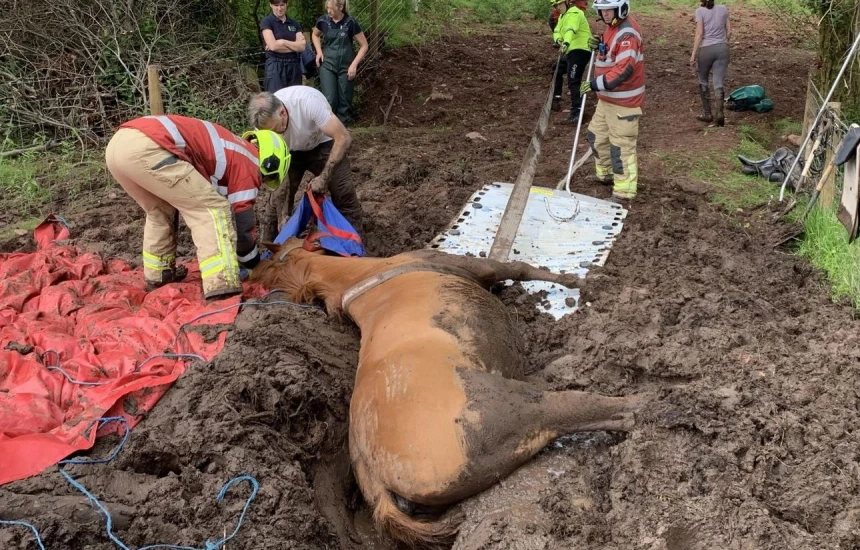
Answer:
[{"xmin": 816, "ymin": 0, "xmax": 860, "ymax": 116}]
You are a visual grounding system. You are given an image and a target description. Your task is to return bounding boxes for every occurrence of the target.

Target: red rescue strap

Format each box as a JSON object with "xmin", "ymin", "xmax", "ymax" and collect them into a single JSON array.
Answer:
[{"xmin": 302, "ymin": 190, "xmax": 362, "ymax": 251}]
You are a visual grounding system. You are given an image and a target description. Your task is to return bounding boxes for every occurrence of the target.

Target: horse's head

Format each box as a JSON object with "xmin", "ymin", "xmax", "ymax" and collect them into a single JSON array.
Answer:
[{"xmin": 250, "ymin": 238, "xmax": 328, "ymax": 306}]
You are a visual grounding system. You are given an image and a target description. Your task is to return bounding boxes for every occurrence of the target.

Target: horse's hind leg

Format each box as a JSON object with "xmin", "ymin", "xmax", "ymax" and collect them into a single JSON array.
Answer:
[
  {"xmin": 410, "ymin": 250, "xmax": 580, "ymax": 288},
  {"xmin": 447, "ymin": 368, "xmax": 641, "ymax": 501}
]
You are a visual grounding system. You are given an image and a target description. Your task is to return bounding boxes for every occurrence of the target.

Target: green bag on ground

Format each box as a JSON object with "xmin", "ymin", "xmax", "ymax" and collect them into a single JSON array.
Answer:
[
  {"xmin": 752, "ymin": 98, "xmax": 774, "ymax": 113},
  {"xmin": 726, "ymin": 85, "xmax": 771, "ymax": 112}
]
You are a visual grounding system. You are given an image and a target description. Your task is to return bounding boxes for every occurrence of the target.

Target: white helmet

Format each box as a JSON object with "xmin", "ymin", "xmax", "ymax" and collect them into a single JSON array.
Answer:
[{"xmin": 592, "ymin": 0, "xmax": 630, "ymax": 19}]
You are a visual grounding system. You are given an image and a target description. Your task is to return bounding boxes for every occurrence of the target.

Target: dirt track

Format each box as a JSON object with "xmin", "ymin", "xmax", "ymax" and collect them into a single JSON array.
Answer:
[{"xmin": 3, "ymin": 6, "xmax": 860, "ymax": 550}]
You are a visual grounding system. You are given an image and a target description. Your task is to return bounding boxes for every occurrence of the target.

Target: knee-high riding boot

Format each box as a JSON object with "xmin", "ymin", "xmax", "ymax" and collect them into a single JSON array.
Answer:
[{"xmin": 697, "ymin": 85, "xmax": 713, "ymax": 123}]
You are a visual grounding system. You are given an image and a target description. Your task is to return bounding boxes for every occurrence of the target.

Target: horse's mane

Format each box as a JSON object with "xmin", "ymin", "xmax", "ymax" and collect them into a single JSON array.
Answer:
[
  {"xmin": 252, "ymin": 259, "xmax": 319, "ymax": 303},
  {"xmin": 251, "ymin": 258, "xmax": 344, "ymax": 317}
]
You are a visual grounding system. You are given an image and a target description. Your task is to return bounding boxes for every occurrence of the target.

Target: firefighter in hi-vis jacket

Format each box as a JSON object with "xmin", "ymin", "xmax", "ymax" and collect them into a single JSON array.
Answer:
[
  {"xmin": 580, "ymin": 0, "xmax": 645, "ymax": 201},
  {"xmin": 105, "ymin": 115, "xmax": 290, "ymax": 299}
]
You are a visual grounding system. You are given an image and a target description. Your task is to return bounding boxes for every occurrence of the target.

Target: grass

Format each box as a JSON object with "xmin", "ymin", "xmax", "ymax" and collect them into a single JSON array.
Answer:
[
  {"xmin": 660, "ymin": 132, "xmax": 778, "ymax": 213},
  {"xmin": 774, "ymin": 117, "xmax": 802, "ymax": 136},
  {"xmin": 0, "ymin": 217, "xmax": 42, "ymax": 240},
  {"xmin": 0, "ymin": 146, "xmax": 109, "ymax": 222},
  {"xmin": 796, "ymin": 205, "xmax": 860, "ymax": 307},
  {"xmin": 635, "ymin": 0, "xmax": 807, "ymax": 14}
]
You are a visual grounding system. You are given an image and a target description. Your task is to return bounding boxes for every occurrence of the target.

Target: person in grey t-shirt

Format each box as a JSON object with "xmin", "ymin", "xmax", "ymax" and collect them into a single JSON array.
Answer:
[
  {"xmin": 247, "ymin": 87, "xmax": 363, "ymax": 240},
  {"xmin": 690, "ymin": 0, "xmax": 731, "ymax": 126}
]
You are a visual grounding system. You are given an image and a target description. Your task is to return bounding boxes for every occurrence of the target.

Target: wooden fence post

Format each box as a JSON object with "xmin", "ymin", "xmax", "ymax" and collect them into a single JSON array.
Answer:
[
  {"xmin": 820, "ymin": 101, "xmax": 841, "ymax": 209},
  {"xmin": 147, "ymin": 64, "xmax": 164, "ymax": 115},
  {"xmin": 801, "ymin": 76, "xmax": 814, "ymax": 140}
]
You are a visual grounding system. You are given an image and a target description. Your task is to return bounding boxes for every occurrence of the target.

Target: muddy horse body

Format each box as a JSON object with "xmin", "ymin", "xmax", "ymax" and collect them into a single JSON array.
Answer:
[{"xmin": 252, "ymin": 243, "xmax": 640, "ymax": 547}]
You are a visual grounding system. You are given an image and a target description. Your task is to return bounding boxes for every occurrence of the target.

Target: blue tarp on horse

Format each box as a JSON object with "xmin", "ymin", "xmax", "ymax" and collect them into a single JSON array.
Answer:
[{"xmin": 274, "ymin": 190, "xmax": 365, "ymax": 257}]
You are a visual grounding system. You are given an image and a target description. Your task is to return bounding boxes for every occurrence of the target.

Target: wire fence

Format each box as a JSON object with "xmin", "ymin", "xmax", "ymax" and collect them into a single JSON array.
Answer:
[{"xmin": 0, "ymin": 0, "xmax": 416, "ymax": 152}]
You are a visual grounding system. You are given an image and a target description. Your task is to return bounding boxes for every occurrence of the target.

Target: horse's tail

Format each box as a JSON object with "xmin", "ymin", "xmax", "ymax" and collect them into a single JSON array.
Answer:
[{"xmin": 354, "ymin": 458, "xmax": 462, "ymax": 548}]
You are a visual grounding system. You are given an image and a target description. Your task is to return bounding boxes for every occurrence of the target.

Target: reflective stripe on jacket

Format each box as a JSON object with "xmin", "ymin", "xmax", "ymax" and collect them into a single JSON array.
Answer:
[{"xmin": 593, "ymin": 16, "xmax": 645, "ymax": 107}]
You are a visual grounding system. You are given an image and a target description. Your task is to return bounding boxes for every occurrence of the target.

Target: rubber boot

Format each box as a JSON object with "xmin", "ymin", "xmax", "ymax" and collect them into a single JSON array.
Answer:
[
  {"xmin": 552, "ymin": 96, "xmax": 562, "ymax": 112},
  {"xmin": 715, "ymin": 87, "xmax": 725, "ymax": 127},
  {"xmin": 697, "ymin": 85, "xmax": 713, "ymax": 123},
  {"xmin": 145, "ymin": 265, "xmax": 188, "ymax": 292}
]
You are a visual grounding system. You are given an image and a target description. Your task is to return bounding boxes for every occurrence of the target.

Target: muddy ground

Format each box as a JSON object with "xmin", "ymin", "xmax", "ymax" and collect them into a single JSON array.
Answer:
[{"xmin": 3, "ymin": 5, "xmax": 860, "ymax": 550}]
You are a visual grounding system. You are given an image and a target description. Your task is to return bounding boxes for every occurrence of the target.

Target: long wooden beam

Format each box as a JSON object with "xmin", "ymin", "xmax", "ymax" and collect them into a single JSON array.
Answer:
[{"xmin": 487, "ymin": 52, "xmax": 562, "ymax": 262}]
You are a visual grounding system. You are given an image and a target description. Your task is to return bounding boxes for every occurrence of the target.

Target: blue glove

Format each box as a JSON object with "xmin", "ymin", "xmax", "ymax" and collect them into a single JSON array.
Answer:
[
  {"xmin": 239, "ymin": 267, "xmax": 253, "ymax": 281},
  {"xmin": 260, "ymin": 249, "xmax": 273, "ymax": 261},
  {"xmin": 580, "ymin": 80, "xmax": 594, "ymax": 95}
]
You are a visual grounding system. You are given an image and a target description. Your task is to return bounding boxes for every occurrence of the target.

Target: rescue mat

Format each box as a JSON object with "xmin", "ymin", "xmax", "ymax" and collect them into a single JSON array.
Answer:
[
  {"xmin": 0, "ymin": 216, "xmax": 243, "ymax": 485},
  {"xmin": 274, "ymin": 189, "xmax": 364, "ymax": 256}
]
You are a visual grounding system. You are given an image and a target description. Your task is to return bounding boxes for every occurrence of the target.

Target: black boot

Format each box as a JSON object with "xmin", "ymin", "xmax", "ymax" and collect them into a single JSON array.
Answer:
[
  {"xmin": 715, "ymin": 87, "xmax": 725, "ymax": 127},
  {"xmin": 562, "ymin": 109, "xmax": 581, "ymax": 124},
  {"xmin": 145, "ymin": 265, "xmax": 188, "ymax": 292},
  {"xmin": 551, "ymin": 96, "xmax": 562, "ymax": 112},
  {"xmin": 697, "ymin": 85, "xmax": 713, "ymax": 123}
]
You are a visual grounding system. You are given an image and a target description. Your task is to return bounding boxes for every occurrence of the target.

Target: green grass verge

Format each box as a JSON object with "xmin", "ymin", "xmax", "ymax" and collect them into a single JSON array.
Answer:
[
  {"xmin": 0, "ymin": 147, "xmax": 109, "ymax": 220},
  {"xmin": 659, "ymin": 131, "xmax": 778, "ymax": 213},
  {"xmin": 660, "ymin": 116, "xmax": 860, "ymax": 308},
  {"xmin": 796, "ymin": 205, "xmax": 860, "ymax": 307},
  {"xmin": 0, "ymin": 217, "xmax": 42, "ymax": 241}
]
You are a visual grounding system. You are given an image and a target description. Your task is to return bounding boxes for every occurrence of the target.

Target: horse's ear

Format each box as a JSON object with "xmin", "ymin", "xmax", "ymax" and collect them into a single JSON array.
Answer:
[{"xmin": 260, "ymin": 242, "xmax": 281, "ymax": 253}]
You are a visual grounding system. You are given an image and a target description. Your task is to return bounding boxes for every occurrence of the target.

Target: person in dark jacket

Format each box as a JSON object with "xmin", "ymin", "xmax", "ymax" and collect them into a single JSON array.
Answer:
[{"xmin": 260, "ymin": 0, "xmax": 306, "ymax": 92}]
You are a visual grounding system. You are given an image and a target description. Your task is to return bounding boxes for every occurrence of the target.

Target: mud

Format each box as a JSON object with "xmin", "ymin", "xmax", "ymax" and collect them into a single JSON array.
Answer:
[{"xmin": 3, "ymin": 6, "xmax": 859, "ymax": 550}]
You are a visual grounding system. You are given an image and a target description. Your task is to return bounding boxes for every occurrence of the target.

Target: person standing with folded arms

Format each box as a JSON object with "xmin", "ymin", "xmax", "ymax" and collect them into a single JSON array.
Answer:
[{"xmin": 260, "ymin": 0, "xmax": 307, "ymax": 92}]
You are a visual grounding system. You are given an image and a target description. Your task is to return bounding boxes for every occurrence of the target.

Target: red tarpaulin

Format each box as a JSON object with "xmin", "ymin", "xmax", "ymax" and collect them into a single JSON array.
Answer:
[{"xmin": 0, "ymin": 216, "xmax": 247, "ymax": 485}]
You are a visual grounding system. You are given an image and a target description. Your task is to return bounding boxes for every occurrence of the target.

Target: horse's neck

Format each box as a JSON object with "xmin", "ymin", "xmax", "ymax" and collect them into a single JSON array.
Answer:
[{"xmin": 302, "ymin": 254, "xmax": 409, "ymax": 301}]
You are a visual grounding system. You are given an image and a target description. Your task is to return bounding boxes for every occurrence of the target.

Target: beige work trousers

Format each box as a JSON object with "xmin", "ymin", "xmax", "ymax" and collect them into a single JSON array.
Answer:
[
  {"xmin": 587, "ymin": 100, "xmax": 642, "ymax": 199},
  {"xmin": 105, "ymin": 128, "xmax": 241, "ymax": 298}
]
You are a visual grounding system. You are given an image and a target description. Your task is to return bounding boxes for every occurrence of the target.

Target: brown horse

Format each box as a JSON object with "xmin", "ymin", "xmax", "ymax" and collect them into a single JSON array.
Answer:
[{"xmin": 251, "ymin": 240, "xmax": 642, "ymax": 548}]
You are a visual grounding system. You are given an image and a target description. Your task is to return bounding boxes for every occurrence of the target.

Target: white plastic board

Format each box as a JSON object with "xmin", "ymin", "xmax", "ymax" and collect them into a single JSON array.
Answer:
[{"xmin": 428, "ymin": 182, "xmax": 627, "ymax": 319}]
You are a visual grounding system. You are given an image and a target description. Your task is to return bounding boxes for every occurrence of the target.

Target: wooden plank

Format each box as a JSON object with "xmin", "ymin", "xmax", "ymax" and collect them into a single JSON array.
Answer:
[
  {"xmin": 487, "ymin": 77, "xmax": 557, "ymax": 262},
  {"xmin": 820, "ymin": 102, "xmax": 841, "ymax": 209}
]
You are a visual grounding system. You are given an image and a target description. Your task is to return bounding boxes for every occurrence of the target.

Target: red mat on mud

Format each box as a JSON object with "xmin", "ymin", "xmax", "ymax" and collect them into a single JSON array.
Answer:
[{"xmin": 0, "ymin": 217, "xmax": 242, "ymax": 485}]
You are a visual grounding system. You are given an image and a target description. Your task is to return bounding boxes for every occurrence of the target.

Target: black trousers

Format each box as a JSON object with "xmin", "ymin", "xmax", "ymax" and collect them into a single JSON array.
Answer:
[
  {"xmin": 264, "ymin": 57, "xmax": 302, "ymax": 92},
  {"xmin": 554, "ymin": 49, "xmax": 591, "ymax": 112},
  {"xmin": 287, "ymin": 141, "xmax": 362, "ymax": 235}
]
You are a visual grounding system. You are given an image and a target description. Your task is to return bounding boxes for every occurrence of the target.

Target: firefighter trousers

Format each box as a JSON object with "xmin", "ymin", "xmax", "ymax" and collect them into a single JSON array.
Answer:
[
  {"xmin": 586, "ymin": 100, "xmax": 642, "ymax": 199},
  {"xmin": 105, "ymin": 128, "xmax": 242, "ymax": 298}
]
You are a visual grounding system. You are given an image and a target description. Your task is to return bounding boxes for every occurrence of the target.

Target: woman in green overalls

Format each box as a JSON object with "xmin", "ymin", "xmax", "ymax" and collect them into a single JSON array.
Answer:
[{"xmin": 312, "ymin": 0, "xmax": 369, "ymax": 125}]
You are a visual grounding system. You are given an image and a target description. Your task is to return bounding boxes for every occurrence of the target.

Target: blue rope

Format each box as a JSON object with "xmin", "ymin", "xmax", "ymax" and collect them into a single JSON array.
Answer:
[
  {"xmin": 3, "ymin": 283, "xmax": 279, "ymax": 549},
  {"xmin": 0, "ymin": 520, "xmax": 47, "ymax": 550},
  {"xmin": 137, "ymin": 476, "xmax": 260, "ymax": 550},
  {"xmin": 58, "ymin": 417, "xmax": 130, "ymax": 465},
  {"xmin": 45, "ymin": 352, "xmax": 206, "ymax": 385},
  {"xmin": 133, "ymin": 353, "xmax": 207, "ymax": 373},
  {"xmin": 47, "ymin": 364, "xmax": 111, "ymax": 386},
  {"xmin": 57, "ymin": 469, "xmax": 260, "ymax": 550}
]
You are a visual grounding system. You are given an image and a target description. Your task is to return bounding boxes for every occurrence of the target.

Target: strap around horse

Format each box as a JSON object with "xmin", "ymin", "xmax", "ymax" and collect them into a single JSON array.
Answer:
[{"xmin": 341, "ymin": 263, "xmax": 478, "ymax": 314}]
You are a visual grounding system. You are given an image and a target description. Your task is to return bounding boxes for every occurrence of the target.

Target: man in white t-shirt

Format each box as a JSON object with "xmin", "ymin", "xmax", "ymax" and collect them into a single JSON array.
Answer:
[{"xmin": 247, "ymin": 86, "xmax": 362, "ymax": 239}]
